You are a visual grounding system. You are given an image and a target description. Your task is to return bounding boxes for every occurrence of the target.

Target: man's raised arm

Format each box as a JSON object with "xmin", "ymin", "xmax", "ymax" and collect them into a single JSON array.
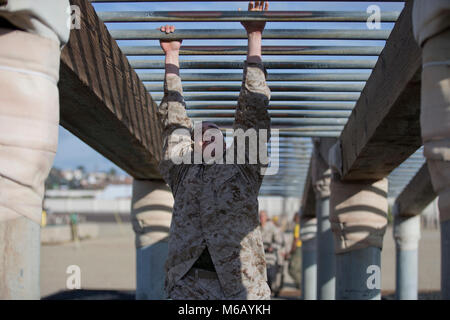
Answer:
[
  {"xmin": 156, "ymin": 25, "xmax": 192, "ymax": 181},
  {"xmin": 234, "ymin": 1, "xmax": 271, "ymax": 134},
  {"xmin": 232, "ymin": 2, "xmax": 271, "ymax": 172}
]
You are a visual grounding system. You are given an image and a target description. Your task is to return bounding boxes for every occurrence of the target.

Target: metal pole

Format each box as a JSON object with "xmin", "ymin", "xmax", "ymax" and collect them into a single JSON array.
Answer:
[
  {"xmin": 111, "ymin": 29, "xmax": 390, "ymax": 40},
  {"xmin": 442, "ymin": 219, "xmax": 450, "ymax": 300},
  {"xmin": 311, "ymin": 138, "xmax": 337, "ymax": 300},
  {"xmin": 301, "ymin": 217, "xmax": 317, "ymax": 300},
  {"xmin": 393, "ymin": 215, "xmax": 420, "ymax": 300},
  {"xmin": 122, "ymin": 45, "xmax": 382, "ymax": 56},
  {"xmin": 185, "ymin": 110, "xmax": 351, "ymax": 118},
  {"xmin": 186, "ymin": 118, "xmax": 347, "ymax": 126},
  {"xmin": 331, "ymin": 178, "xmax": 388, "ymax": 300},
  {"xmin": 316, "ymin": 196, "xmax": 335, "ymax": 299},
  {"xmin": 92, "ymin": 0, "xmax": 403, "ymax": 2},
  {"xmin": 182, "ymin": 102, "xmax": 356, "ymax": 110},
  {"xmin": 132, "ymin": 179, "xmax": 173, "ymax": 300},
  {"xmin": 336, "ymin": 247, "xmax": 382, "ymax": 299},
  {"xmin": 130, "ymin": 59, "xmax": 376, "ymax": 69},
  {"xmin": 0, "ymin": 217, "xmax": 40, "ymax": 299},
  {"xmin": 151, "ymin": 92, "xmax": 360, "ymax": 101},
  {"xmin": 144, "ymin": 83, "xmax": 364, "ymax": 93},
  {"xmin": 138, "ymin": 72, "xmax": 370, "ymax": 82},
  {"xmin": 98, "ymin": 10, "xmax": 399, "ymax": 23}
]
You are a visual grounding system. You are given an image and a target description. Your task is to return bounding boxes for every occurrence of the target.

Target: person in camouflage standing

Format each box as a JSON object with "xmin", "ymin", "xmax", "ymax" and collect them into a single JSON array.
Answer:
[
  {"xmin": 157, "ymin": 1, "xmax": 272, "ymax": 299},
  {"xmin": 288, "ymin": 212, "xmax": 302, "ymax": 290},
  {"xmin": 259, "ymin": 210, "xmax": 284, "ymax": 296}
]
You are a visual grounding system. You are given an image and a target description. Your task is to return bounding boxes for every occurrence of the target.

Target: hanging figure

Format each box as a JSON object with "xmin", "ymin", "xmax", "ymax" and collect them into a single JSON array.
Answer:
[{"xmin": 157, "ymin": 1, "xmax": 272, "ymax": 300}]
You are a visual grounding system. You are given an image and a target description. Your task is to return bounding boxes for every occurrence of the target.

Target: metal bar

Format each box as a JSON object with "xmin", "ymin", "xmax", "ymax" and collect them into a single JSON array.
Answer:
[
  {"xmin": 442, "ymin": 220, "xmax": 450, "ymax": 300},
  {"xmin": 145, "ymin": 83, "xmax": 364, "ymax": 92},
  {"xmin": 138, "ymin": 72, "xmax": 371, "ymax": 82},
  {"xmin": 152, "ymin": 92, "xmax": 360, "ymax": 101},
  {"xmin": 393, "ymin": 215, "xmax": 420, "ymax": 300},
  {"xmin": 130, "ymin": 59, "xmax": 377, "ymax": 69},
  {"xmin": 336, "ymin": 247, "xmax": 381, "ymax": 300},
  {"xmin": 189, "ymin": 118, "xmax": 347, "ymax": 125},
  {"xmin": 186, "ymin": 110, "xmax": 351, "ymax": 118},
  {"xmin": 111, "ymin": 29, "xmax": 391, "ymax": 40},
  {"xmin": 301, "ymin": 217, "xmax": 318, "ymax": 300},
  {"xmin": 122, "ymin": 45, "xmax": 383, "ymax": 56},
  {"xmin": 98, "ymin": 10, "xmax": 400, "ymax": 23},
  {"xmin": 183, "ymin": 102, "xmax": 356, "ymax": 110},
  {"xmin": 275, "ymin": 126, "xmax": 344, "ymax": 132},
  {"xmin": 274, "ymin": 131, "xmax": 338, "ymax": 137},
  {"xmin": 92, "ymin": 0, "xmax": 404, "ymax": 3}
]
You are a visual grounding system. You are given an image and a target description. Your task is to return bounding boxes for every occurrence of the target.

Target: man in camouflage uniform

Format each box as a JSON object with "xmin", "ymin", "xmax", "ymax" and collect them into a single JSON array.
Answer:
[
  {"xmin": 259, "ymin": 210, "xmax": 284, "ymax": 296},
  {"xmin": 157, "ymin": 1, "xmax": 272, "ymax": 300},
  {"xmin": 288, "ymin": 212, "xmax": 302, "ymax": 290}
]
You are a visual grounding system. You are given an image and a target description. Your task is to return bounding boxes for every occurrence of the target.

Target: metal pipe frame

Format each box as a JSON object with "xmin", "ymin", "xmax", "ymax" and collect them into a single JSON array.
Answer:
[
  {"xmin": 122, "ymin": 45, "xmax": 383, "ymax": 56},
  {"xmin": 186, "ymin": 110, "xmax": 351, "ymax": 118},
  {"xmin": 130, "ymin": 59, "xmax": 377, "ymax": 69},
  {"xmin": 138, "ymin": 72, "xmax": 370, "ymax": 82},
  {"xmin": 98, "ymin": 10, "xmax": 399, "ymax": 23},
  {"xmin": 189, "ymin": 117, "xmax": 347, "ymax": 125},
  {"xmin": 92, "ymin": 0, "xmax": 404, "ymax": 2},
  {"xmin": 144, "ymin": 83, "xmax": 364, "ymax": 92},
  {"xmin": 152, "ymin": 92, "xmax": 360, "ymax": 101},
  {"xmin": 111, "ymin": 29, "xmax": 391, "ymax": 40},
  {"xmin": 182, "ymin": 102, "xmax": 356, "ymax": 110}
]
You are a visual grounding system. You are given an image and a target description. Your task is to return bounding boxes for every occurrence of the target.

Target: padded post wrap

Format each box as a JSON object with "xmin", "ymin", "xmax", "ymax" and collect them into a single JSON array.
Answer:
[{"xmin": 330, "ymin": 178, "xmax": 388, "ymax": 254}]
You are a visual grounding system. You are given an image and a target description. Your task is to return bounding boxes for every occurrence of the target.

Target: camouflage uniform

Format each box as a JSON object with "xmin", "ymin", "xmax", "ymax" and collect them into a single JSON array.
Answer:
[
  {"xmin": 157, "ymin": 61, "xmax": 271, "ymax": 300},
  {"xmin": 260, "ymin": 220, "xmax": 284, "ymax": 294}
]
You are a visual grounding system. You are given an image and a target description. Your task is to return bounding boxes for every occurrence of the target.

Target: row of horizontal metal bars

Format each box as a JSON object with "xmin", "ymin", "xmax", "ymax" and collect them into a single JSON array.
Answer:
[{"xmin": 91, "ymin": 1, "xmax": 424, "ymax": 198}]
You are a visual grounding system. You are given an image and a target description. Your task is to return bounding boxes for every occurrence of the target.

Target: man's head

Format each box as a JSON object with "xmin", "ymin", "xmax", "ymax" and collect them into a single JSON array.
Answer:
[
  {"xmin": 192, "ymin": 121, "xmax": 226, "ymax": 160},
  {"xmin": 259, "ymin": 210, "xmax": 268, "ymax": 225},
  {"xmin": 293, "ymin": 212, "xmax": 300, "ymax": 224}
]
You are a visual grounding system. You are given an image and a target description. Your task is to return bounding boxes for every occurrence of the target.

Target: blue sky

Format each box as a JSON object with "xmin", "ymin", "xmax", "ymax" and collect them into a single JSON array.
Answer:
[{"xmin": 55, "ymin": 1, "xmax": 404, "ymax": 173}]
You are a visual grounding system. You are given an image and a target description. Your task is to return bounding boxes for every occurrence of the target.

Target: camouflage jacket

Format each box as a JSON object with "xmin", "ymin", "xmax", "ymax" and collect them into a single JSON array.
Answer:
[
  {"xmin": 261, "ymin": 220, "xmax": 284, "ymax": 266},
  {"xmin": 157, "ymin": 61, "xmax": 271, "ymax": 298}
]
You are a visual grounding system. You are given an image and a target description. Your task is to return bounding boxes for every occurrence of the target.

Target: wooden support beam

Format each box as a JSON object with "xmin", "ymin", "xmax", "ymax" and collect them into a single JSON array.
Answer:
[
  {"xmin": 338, "ymin": 1, "xmax": 422, "ymax": 181},
  {"xmin": 394, "ymin": 163, "xmax": 436, "ymax": 217},
  {"xmin": 301, "ymin": 158, "xmax": 316, "ymax": 218},
  {"xmin": 59, "ymin": 0, "xmax": 163, "ymax": 179}
]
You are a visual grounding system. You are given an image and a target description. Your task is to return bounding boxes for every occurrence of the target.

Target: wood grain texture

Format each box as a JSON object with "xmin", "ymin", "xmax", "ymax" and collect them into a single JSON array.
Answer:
[
  {"xmin": 394, "ymin": 163, "xmax": 436, "ymax": 217},
  {"xmin": 59, "ymin": 0, "xmax": 163, "ymax": 179},
  {"xmin": 339, "ymin": 1, "xmax": 422, "ymax": 181}
]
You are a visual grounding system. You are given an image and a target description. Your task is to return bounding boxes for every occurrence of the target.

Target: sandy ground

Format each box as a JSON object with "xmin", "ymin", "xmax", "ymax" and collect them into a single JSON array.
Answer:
[{"xmin": 40, "ymin": 223, "xmax": 441, "ymax": 299}]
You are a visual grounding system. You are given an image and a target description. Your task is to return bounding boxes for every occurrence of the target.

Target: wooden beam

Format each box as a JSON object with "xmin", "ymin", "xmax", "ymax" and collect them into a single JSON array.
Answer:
[
  {"xmin": 394, "ymin": 163, "xmax": 436, "ymax": 217},
  {"xmin": 338, "ymin": 1, "xmax": 422, "ymax": 181},
  {"xmin": 59, "ymin": 0, "xmax": 163, "ymax": 179},
  {"xmin": 301, "ymin": 158, "xmax": 316, "ymax": 218}
]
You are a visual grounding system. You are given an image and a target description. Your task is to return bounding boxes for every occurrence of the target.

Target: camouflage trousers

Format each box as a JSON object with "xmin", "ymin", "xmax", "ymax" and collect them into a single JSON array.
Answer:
[
  {"xmin": 288, "ymin": 247, "xmax": 302, "ymax": 289},
  {"xmin": 168, "ymin": 268, "xmax": 271, "ymax": 300}
]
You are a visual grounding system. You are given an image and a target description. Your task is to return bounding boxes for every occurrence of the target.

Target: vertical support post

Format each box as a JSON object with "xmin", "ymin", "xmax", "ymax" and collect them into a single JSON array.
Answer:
[
  {"xmin": 442, "ymin": 219, "xmax": 450, "ymax": 300},
  {"xmin": 412, "ymin": 1, "xmax": 450, "ymax": 299},
  {"xmin": 0, "ymin": 217, "xmax": 41, "ymax": 299},
  {"xmin": 393, "ymin": 215, "xmax": 420, "ymax": 300},
  {"xmin": 300, "ymin": 216, "xmax": 317, "ymax": 300},
  {"xmin": 131, "ymin": 179, "xmax": 174, "ymax": 300},
  {"xmin": 311, "ymin": 138, "xmax": 336, "ymax": 300},
  {"xmin": 330, "ymin": 178, "xmax": 388, "ymax": 300},
  {"xmin": 0, "ymin": 27, "xmax": 63, "ymax": 299}
]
